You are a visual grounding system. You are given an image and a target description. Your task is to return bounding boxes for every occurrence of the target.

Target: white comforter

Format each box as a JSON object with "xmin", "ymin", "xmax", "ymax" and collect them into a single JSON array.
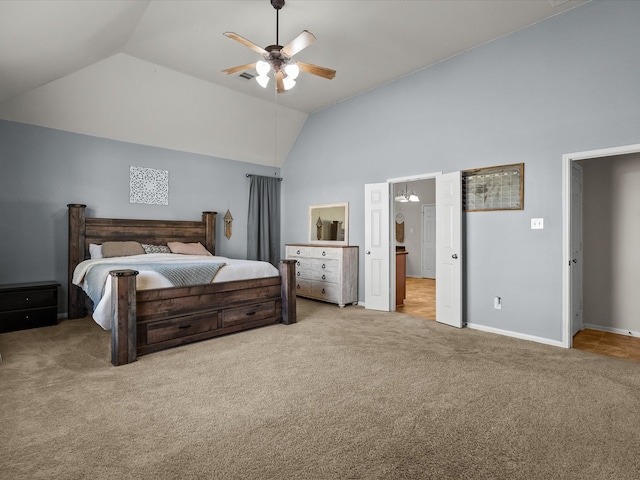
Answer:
[{"xmin": 72, "ymin": 253, "xmax": 279, "ymax": 330}]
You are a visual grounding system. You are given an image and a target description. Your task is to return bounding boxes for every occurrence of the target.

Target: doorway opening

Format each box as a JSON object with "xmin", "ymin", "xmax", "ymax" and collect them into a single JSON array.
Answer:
[
  {"xmin": 390, "ymin": 176, "xmax": 436, "ymax": 320},
  {"xmin": 562, "ymin": 143, "xmax": 640, "ymax": 353}
]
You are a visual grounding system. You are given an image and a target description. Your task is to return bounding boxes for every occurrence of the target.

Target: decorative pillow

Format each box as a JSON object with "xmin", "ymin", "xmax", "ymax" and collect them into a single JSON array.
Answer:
[
  {"xmin": 89, "ymin": 243, "xmax": 103, "ymax": 259},
  {"xmin": 167, "ymin": 241, "xmax": 212, "ymax": 256},
  {"xmin": 141, "ymin": 243, "xmax": 171, "ymax": 254},
  {"xmin": 101, "ymin": 241, "xmax": 145, "ymax": 258}
]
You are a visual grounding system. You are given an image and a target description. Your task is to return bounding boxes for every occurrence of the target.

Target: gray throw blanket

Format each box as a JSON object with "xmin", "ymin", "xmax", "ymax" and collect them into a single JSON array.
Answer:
[{"xmin": 84, "ymin": 261, "xmax": 226, "ymax": 306}]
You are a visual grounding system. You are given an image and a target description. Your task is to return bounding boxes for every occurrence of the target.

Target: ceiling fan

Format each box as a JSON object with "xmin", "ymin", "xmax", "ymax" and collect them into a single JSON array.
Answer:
[{"xmin": 222, "ymin": 0, "xmax": 336, "ymax": 93}]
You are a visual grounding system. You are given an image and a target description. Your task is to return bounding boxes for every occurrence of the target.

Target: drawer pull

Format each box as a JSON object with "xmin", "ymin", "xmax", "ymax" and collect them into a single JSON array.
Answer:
[
  {"xmin": 322, "ymin": 274, "xmax": 326, "ymax": 280},
  {"xmin": 297, "ymin": 272, "xmax": 301, "ymax": 276},
  {"xmin": 322, "ymin": 288, "xmax": 326, "ymax": 294},
  {"xmin": 25, "ymin": 297, "xmax": 29, "ymax": 301},
  {"xmin": 322, "ymin": 251, "xmax": 326, "ymax": 256},
  {"xmin": 296, "ymin": 284, "xmax": 301, "ymax": 289},
  {"xmin": 178, "ymin": 324, "xmax": 192, "ymax": 329},
  {"xmin": 246, "ymin": 311, "xmax": 256, "ymax": 316},
  {"xmin": 322, "ymin": 264, "xmax": 326, "ymax": 269},
  {"xmin": 296, "ymin": 261, "xmax": 300, "ymax": 266},
  {"xmin": 296, "ymin": 250, "xmax": 301, "ymax": 255}
]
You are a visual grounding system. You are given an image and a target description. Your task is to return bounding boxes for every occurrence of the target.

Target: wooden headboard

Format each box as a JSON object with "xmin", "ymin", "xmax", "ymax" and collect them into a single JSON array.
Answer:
[{"xmin": 67, "ymin": 204, "xmax": 217, "ymax": 318}]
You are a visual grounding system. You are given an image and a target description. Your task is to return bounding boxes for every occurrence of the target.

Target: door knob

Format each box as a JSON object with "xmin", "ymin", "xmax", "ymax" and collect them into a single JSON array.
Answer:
[
  {"xmin": 365, "ymin": 250, "xmax": 371, "ymax": 255},
  {"xmin": 452, "ymin": 254, "xmax": 458, "ymax": 259}
]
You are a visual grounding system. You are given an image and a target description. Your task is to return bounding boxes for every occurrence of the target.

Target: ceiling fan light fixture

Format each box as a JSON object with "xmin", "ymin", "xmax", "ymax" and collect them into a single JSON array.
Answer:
[
  {"xmin": 256, "ymin": 75, "xmax": 270, "ymax": 88},
  {"xmin": 284, "ymin": 62, "xmax": 299, "ymax": 80},
  {"xmin": 283, "ymin": 77, "xmax": 296, "ymax": 90},
  {"xmin": 256, "ymin": 60, "xmax": 271, "ymax": 76}
]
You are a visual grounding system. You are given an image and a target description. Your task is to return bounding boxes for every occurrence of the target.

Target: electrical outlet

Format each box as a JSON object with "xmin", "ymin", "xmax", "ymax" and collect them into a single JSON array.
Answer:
[
  {"xmin": 531, "ymin": 218, "xmax": 544, "ymax": 229},
  {"xmin": 494, "ymin": 296, "xmax": 502, "ymax": 310}
]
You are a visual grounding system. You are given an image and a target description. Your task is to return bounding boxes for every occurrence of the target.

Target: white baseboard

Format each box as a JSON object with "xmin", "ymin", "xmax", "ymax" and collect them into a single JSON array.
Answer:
[
  {"xmin": 583, "ymin": 323, "xmax": 640, "ymax": 338},
  {"xmin": 466, "ymin": 322, "xmax": 565, "ymax": 348}
]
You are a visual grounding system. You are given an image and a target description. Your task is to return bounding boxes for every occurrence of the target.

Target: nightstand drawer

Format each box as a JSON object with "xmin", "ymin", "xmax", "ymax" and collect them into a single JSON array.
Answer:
[
  {"xmin": 0, "ymin": 306, "xmax": 58, "ymax": 333},
  {"xmin": 0, "ymin": 288, "xmax": 57, "ymax": 312}
]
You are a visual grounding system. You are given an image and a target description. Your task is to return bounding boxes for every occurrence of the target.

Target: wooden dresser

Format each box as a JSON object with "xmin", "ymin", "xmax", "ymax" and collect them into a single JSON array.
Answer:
[
  {"xmin": 285, "ymin": 244, "xmax": 358, "ymax": 307},
  {"xmin": 0, "ymin": 281, "xmax": 59, "ymax": 333}
]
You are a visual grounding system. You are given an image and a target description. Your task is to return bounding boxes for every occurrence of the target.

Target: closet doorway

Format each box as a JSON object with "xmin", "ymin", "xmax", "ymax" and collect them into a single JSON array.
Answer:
[
  {"xmin": 563, "ymin": 143, "xmax": 640, "ymax": 351},
  {"xmin": 393, "ymin": 178, "xmax": 437, "ymax": 320}
]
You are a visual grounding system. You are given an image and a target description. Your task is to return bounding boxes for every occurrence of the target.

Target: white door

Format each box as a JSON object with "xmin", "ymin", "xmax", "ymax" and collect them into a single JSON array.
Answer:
[
  {"xmin": 436, "ymin": 172, "xmax": 463, "ymax": 328},
  {"xmin": 364, "ymin": 182, "xmax": 391, "ymax": 311},
  {"xmin": 570, "ymin": 163, "xmax": 584, "ymax": 337},
  {"xmin": 422, "ymin": 205, "xmax": 436, "ymax": 279}
]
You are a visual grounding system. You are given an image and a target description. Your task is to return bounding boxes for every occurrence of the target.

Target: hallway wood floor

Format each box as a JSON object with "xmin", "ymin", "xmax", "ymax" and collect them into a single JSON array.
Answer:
[
  {"xmin": 573, "ymin": 328, "xmax": 640, "ymax": 362},
  {"xmin": 396, "ymin": 277, "xmax": 435, "ymax": 320},
  {"xmin": 396, "ymin": 278, "xmax": 639, "ymax": 362}
]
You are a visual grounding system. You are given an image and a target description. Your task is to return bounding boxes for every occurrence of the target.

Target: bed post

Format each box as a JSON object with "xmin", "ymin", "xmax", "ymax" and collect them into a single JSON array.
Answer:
[
  {"xmin": 110, "ymin": 269, "xmax": 139, "ymax": 366},
  {"xmin": 68, "ymin": 204, "xmax": 87, "ymax": 319},
  {"xmin": 202, "ymin": 211, "xmax": 217, "ymax": 255},
  {"xmin": 279, "ymin": 259, "xmax": 297, "ymax": 325}
]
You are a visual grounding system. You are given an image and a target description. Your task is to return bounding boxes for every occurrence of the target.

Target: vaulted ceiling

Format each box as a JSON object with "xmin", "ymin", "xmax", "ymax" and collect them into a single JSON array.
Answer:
[{"xmin": 0, "ymin": 0, "xmax": 589, "ymax": 166}]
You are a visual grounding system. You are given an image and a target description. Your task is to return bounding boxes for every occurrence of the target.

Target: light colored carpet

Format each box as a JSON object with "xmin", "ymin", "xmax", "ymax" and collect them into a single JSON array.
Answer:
[{"xmin": 1, "ymin": 299, "xmax": 639, "ymax": 480}]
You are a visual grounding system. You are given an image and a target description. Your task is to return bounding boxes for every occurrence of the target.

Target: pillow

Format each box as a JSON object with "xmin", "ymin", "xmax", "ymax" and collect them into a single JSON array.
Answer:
[
  {"xmin": 141, "ymin": 243, "xmax": 171, "ymax": 254},
  {"xmin": 101, "ymin": 241, "xmax": 145, "ymax": 258},
  {"xmin": 89, "ymin": 243, "xmax": 103, "ymax": 259},
  {"xmin": 167, "ymin": 241, "xmax": 212, "ymax": 256}
]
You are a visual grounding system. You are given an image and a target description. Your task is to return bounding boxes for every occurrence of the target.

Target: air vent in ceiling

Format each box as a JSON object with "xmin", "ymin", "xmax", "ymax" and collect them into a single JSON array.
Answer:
[{"xmin": 239, "ymin": 72, "xmax": 255, "ymax": 80}]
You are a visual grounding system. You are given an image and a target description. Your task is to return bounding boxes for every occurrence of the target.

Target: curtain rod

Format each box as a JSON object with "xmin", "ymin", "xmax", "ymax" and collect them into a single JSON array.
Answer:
[{"xmin": 246, "ymin": 173, "xmax": 283, "ymax": 181}]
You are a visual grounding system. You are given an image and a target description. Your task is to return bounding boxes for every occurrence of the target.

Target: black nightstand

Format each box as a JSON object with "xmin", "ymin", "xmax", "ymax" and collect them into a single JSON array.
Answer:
[{"xmin": 0, "ymin": 281, "xmax": 60, "ymax": 333}]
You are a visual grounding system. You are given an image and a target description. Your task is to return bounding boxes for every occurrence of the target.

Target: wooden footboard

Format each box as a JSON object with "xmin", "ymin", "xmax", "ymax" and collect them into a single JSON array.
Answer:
[{"xmin": 109, "ymin": 261, "xmax": 296, "ymax": 366}]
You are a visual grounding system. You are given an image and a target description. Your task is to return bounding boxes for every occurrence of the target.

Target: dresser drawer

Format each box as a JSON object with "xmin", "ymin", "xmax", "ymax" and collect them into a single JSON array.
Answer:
[
  {"xmin": 222, "ymin": 301, "xmax": 276, "ymax": 328},
  {"xmin": 0, "ymin": 288, "xmax": 57, "ymax": 312},
  {"xmin": 295, "ymin": 279, "xmax": 313, "ymax": 297},
  {"xmin": 311, "ymin": 283, "xmax": 340, "ymax": 302},
  {"xmin": 0, "ymin": 306, "xmax": 58, "ymax": 333},
  {"xmin": 145, "ymin": 312, "xmax": 219, "ymax": 345},
  {"xmin": 286, "ymin": 246, "xmax": 310, "ymax": 258},
  {"xmin": 307, "ymin": 247, "xmax": 341, "ymax": 260},
  {"xmin": 311, "ymin": 259, "xmax": 339, "ymax": 282}
]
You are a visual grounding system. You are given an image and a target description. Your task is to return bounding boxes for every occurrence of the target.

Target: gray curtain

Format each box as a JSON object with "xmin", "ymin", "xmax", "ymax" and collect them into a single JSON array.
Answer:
[{"xmin": 247, "ymin": 175, "xmax": 281, "ymax": 266}]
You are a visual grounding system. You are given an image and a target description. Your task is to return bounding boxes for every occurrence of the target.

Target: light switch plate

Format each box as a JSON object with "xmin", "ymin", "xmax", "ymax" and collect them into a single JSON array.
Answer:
[{"xmin": 531, "ymin": 218, "xmax": 544, "ymax": 229}]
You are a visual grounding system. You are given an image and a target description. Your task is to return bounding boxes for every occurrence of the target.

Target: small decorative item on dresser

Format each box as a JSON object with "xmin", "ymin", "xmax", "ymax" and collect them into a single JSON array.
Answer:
[{"xmin": 0, "ymin": 281, "xmax": 60, "ymax": 333}]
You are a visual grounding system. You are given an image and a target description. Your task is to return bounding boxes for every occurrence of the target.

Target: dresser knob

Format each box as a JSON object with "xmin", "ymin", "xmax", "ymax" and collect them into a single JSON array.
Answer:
[
  {"xmin": 322, "ymin": 251, "xmax": 326, "ymax": 256},
  {"xmin": 322, "ymin": 274, "xmax": 326, "ymax": 280},
  {"xmin": 297, "ymin": 272, "xmax": 300, "ymax": 276},
  {"xmin": 297, "ymin": 250, "xmax": 300, "ymax": 255},
  {"xmin": 322, "ymin": 264, "xmax": 326, "ymax": 269}
]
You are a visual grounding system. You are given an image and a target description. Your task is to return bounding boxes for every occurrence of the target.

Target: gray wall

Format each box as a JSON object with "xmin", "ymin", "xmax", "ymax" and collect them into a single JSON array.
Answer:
[
  {"xmin": 0, "ymin": 120, "xmax": 279, "ymax": 312},
  {"xmin": 281, "ymin": 0, "xmax": 640, "ymax": 342},
  {"xmin": 582, "ymin": 153, "xmax": 640, "ymax": 333}
]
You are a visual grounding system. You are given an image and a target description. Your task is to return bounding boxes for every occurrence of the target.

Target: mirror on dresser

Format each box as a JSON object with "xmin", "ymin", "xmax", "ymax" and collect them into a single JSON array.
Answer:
[{"xmin": 308, "ymin": 202, "xmax": 349, "ymax": 245}]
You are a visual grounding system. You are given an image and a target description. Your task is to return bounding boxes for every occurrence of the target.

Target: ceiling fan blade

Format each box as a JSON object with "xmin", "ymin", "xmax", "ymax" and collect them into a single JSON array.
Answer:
[
  {"xmin": 297, "ymin": 61, "xmax": 336, "ymax": 80},
  {"xmin": 223, "ymin": 32, "xmax": 267, "ymax": 54},
  {"xmin": 281, "ymin": 30, "xmax": 316, "ymax": 57},
  {"xmin": 222, "ymin": 63, "xmax": 257, "ymax": 75},
  {"xmin": 276, "ymin": 71, "xmax": 285, "ymax": 94}
]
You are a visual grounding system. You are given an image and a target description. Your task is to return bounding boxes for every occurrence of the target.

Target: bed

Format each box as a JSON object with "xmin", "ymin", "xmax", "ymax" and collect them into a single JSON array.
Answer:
[{"xmin": 67, "ymin": 204, "xmax": 296, "ymax": 366}]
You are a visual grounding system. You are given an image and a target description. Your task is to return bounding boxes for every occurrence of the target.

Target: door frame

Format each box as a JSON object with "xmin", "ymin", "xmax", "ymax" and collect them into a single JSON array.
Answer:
[
  {"xmin": 562, "ymin": 143, "xmax": 640, "ymax": 348},
  {"xmin": 388, "ymin": 172, "xmax": 442, "ymax": 311}
]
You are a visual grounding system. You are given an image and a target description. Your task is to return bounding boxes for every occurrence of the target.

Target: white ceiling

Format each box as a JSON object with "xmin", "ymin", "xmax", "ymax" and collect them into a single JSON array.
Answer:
[{"xmin": 0, "ymin": 0, "xmax": 590, "ymax": 114}]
